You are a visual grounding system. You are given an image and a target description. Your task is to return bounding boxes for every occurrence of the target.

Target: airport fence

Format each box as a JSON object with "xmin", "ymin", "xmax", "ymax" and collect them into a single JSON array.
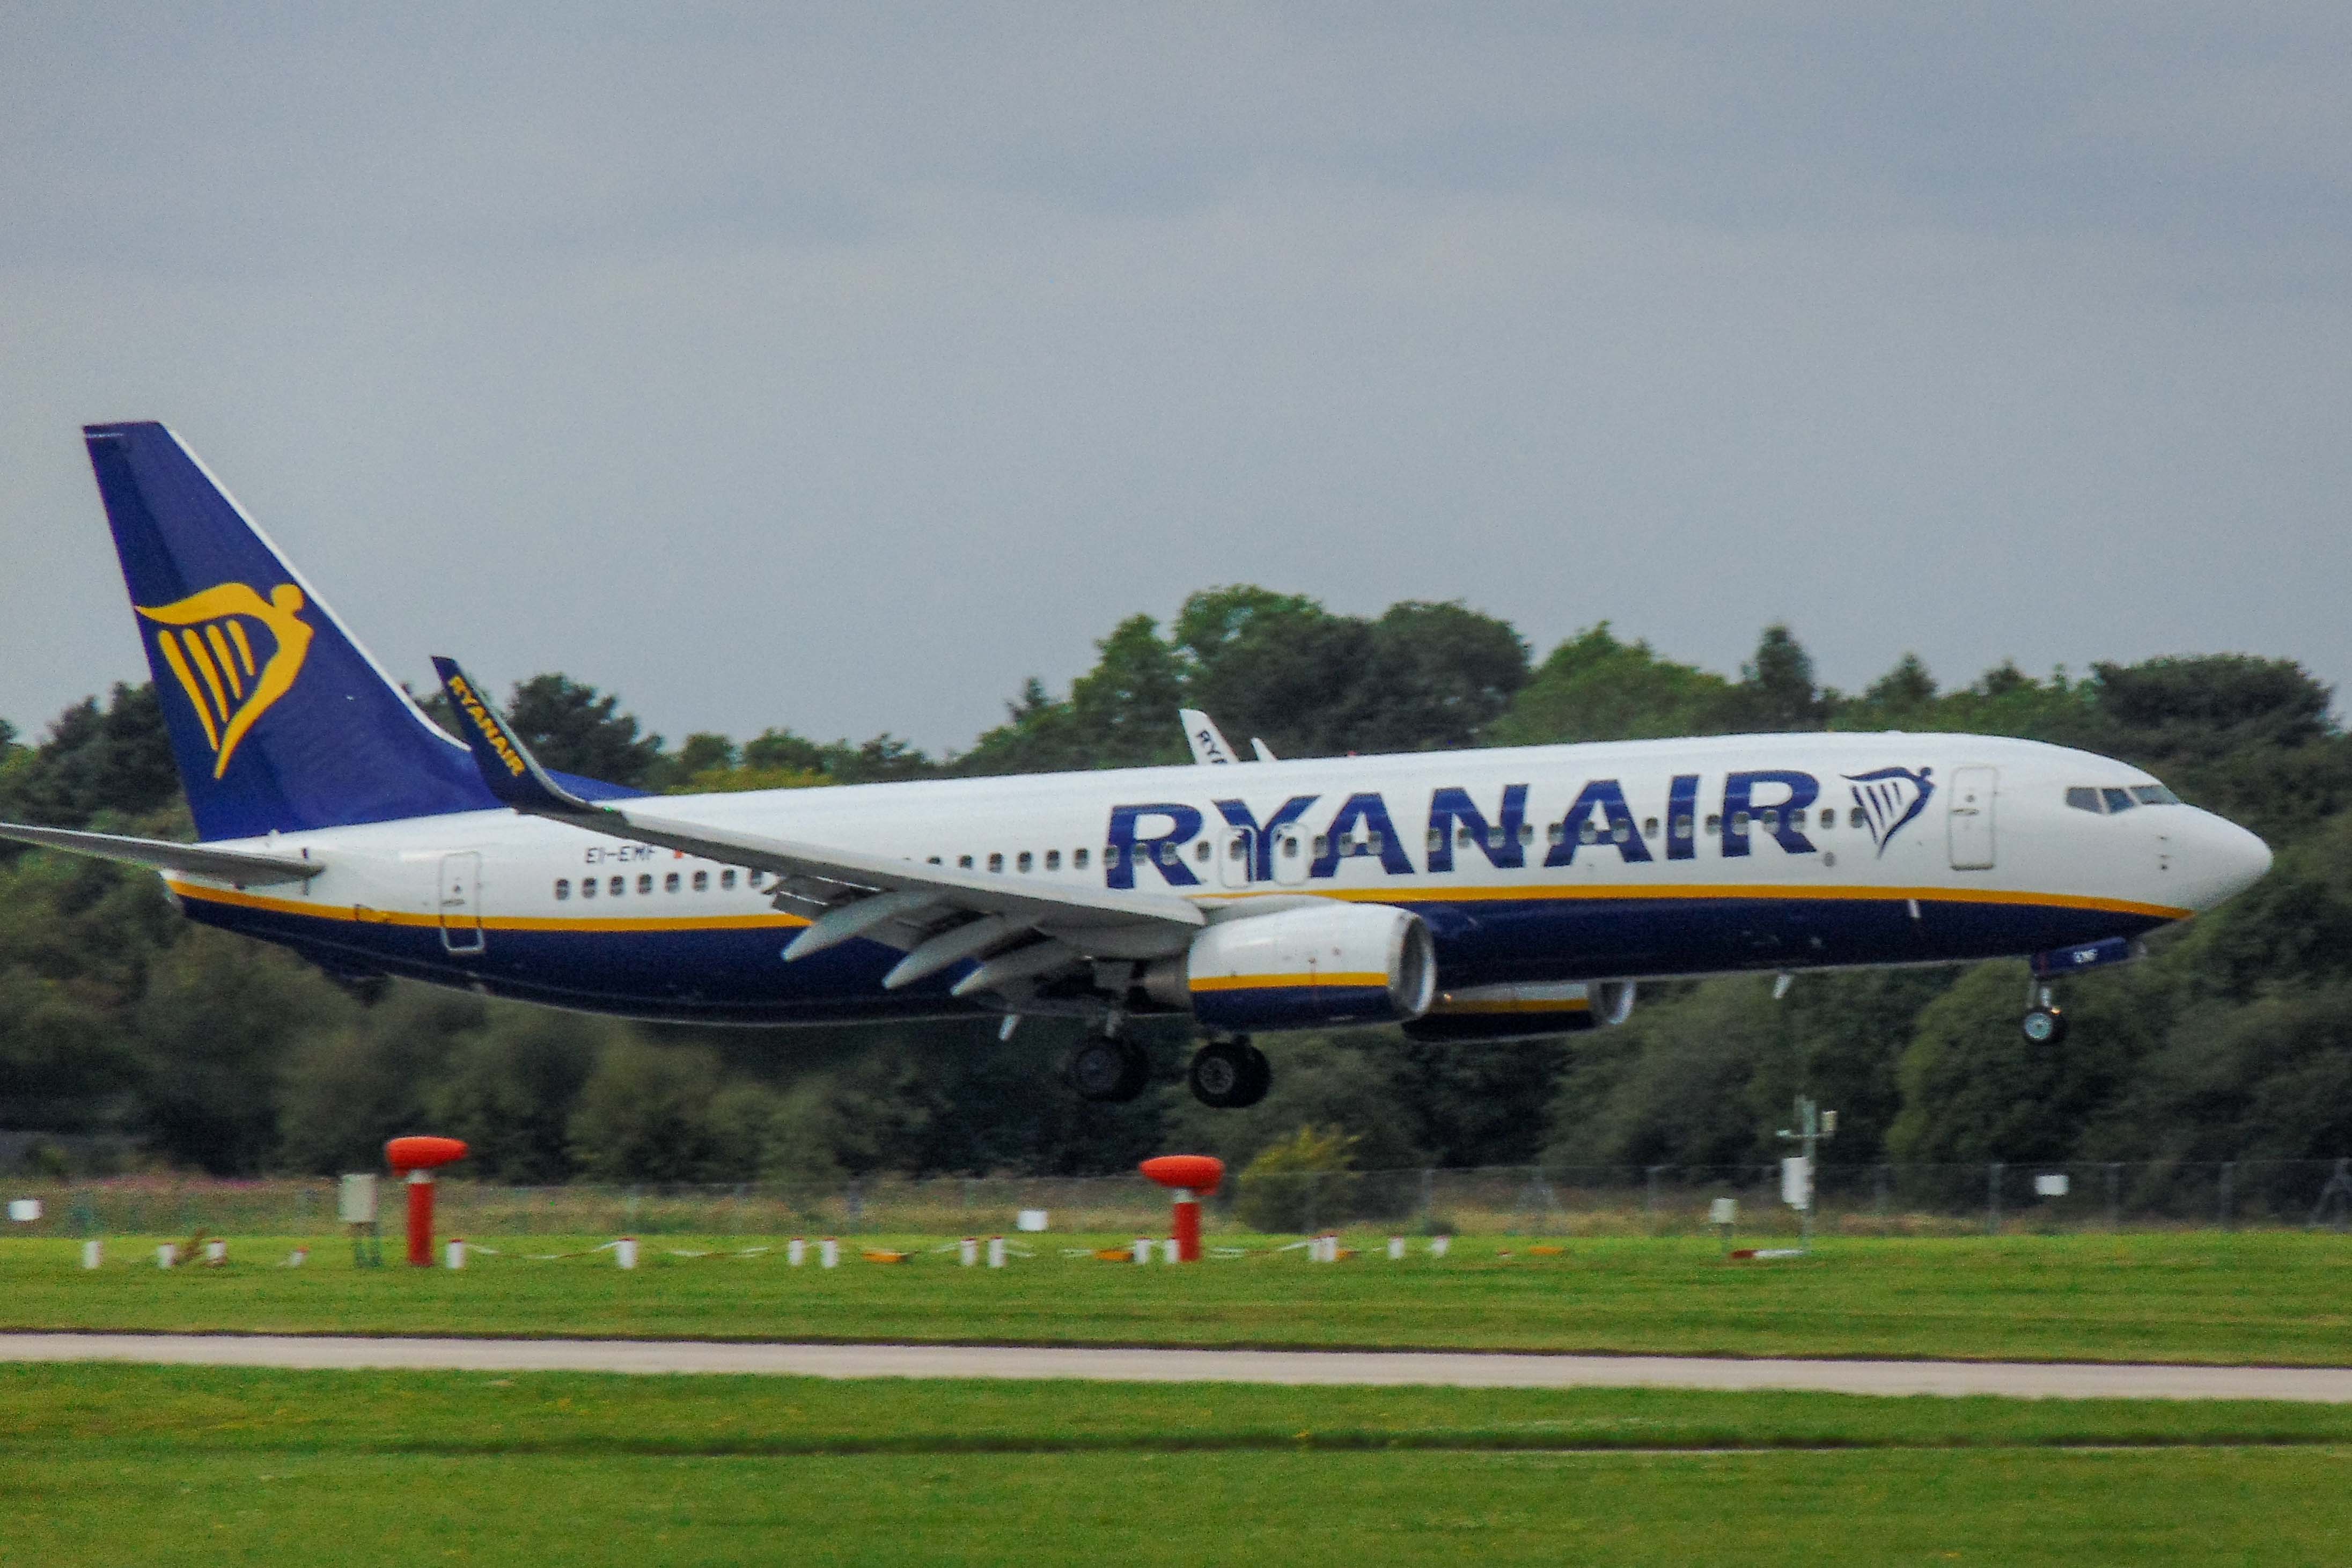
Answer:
[{"xmin": 6, "ymin": 1158, "xmax": 2352, "ymax": 1240}]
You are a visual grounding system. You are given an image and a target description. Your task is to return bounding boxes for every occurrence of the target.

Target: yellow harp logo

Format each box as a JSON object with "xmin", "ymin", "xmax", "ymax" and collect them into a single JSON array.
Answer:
[{"xmin": 136, "ymin": 583, "xmax": 315, "ymax": 778}]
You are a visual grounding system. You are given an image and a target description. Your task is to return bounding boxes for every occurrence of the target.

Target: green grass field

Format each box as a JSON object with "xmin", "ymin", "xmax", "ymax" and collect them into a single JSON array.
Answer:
[
  {"xmin": 5, "ymin": 1365, "xmax": 2351, "ymax": 1566},
  {"xmin": 6, "ymin": 1229, "xmax": 2350, "ymax": 1364}
]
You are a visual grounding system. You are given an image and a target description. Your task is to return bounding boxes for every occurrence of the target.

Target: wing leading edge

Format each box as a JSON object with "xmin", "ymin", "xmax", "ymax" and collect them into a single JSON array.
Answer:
[{"xmin": 432, "ymin": 658, "xmax": 1202, "ymax": 1003}]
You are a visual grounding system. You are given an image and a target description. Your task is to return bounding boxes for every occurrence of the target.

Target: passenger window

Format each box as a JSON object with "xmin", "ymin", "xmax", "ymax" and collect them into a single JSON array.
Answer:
[
  {"xmin": 721, "ymin": 868, "xmax": 737, "ymax": 888},
  {"xmin": 1313, "ymin": 834, "xmax": 1328, "ymax": 857},
  {"xmin": 580, "ymin": 877, "xmax": 597, "ymax": 899},
  {"xmin": 637, "ymin": 873, "xmax": 653, "ymax": 895},
  {"xmin": 1578, "ymin": 821, "xmax": 1598, "ymax": 845},
  {"xmin": 692, "ymin": 870, "xmax": 708, "ymax": 890},
  {"xmin": 1760, "ymin": 808, "xmax": 1780, "ymax": 833},
  {"xmin": 1017, "ymin": 851, "xmax": 1033, "ymax": 873},
  {"xmin": 1519, "ymin": 823, "xmax": 1533, "ymax": 845},
  {"xmin": 958, "ymin": 855, "xmax": 974, "ymax": 870},
  {"xmin": 1642, "ymin": 818, "xmax": 1659, "ymax": 838},
  {"xmin": 1428, "ymin": 829, "xmax": 1445, "ymax": 853},
  {"xmin": 665, "ymin": 872, "xmax": 680, "ymax": 893},
  {"xmin": 1611, "ymin": 821, "xmax": 1629, "ymax": 843},
  {"xmin": 1819, "ymin": 809, "xmax": 1835, "ymax": 829},
  {"xmin": 1075, "ymin": 848, "xmax": 1090, "ymax": 870},
  {"xmin": 988, "ymin": 853, "xmax": 1004, "ymax": 872},
  {"xmin": 927, "ymin": 856, "xmax": 942, "ymax": 865},
  {"xmin": 1458, "ymin": 827, "xmax": 1474, "ymax": 848},
  {"xmin": 2101, "ymin": 787, "xmax": 2136, "ymax": 813},
  {"xmin": 1281, "ymin": 834, "xmax": 1299, "ymax": 858},
  {"xmin": 1673, "ymin": 815, "xmax": 1693, "ymax": 837},
  {"xmin": 1195, "ymin": 841, "xmax": 1211, "ymax": 863},
  {"xmin": 1731, "ymin": 811, "xmax": 1750, "ymax": 833},
  {"xmin": 609, "ymin": 875, "xmax": 624, "ymax": 896},
  {"xmin": 554, "ymin": 879, "xmax": 571, "ymax": 900},
  {"xmin": 2066, "ymin": 787, "xmax": 2103, "ymax": 813},
  {"xmin": 1848, "ymin": 807, "xmax": 1866, "ymax": 829},
  {"xmin": 1706, "ymin": 814, "xmax": 1722, "ymax": 834},
  {"xmin": 1046, "ymin": 849, "xmax": 1061, "ymax": 871}
]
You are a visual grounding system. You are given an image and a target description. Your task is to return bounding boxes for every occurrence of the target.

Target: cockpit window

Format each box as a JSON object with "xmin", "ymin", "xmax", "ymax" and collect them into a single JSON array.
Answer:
[
  {"xmin": 2101, "ymin": 787, "xmax": 2137, "ymax": 813},
  {"xmin": 2131, "ymin": 784, "xmax": 2181, "ymax": 805},
  {"xmin": 2065, "ymin": 787, "xmax": 2102, "ymax": 813}
]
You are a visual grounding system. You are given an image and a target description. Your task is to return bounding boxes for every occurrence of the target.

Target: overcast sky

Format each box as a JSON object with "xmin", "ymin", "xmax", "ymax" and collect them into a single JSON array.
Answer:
[{"xmin": 3, "ymin": 5, "xmax": 2346, "ymax": 754}]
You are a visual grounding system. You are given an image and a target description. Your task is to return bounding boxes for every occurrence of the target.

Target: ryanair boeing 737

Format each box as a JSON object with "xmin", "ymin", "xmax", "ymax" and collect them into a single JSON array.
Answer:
[{"xmin": 0, "ymin": 423, "xmax": 2275, "ymax": 1108}]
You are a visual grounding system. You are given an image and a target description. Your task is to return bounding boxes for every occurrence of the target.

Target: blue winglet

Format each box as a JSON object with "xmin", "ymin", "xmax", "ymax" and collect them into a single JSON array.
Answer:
[{"xmin": 431, "ymin": 657, "xmax": 598, "ymax": 815}]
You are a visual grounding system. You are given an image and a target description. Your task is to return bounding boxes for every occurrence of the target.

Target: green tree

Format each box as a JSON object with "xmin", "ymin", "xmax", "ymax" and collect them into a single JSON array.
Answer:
[
  {"xmin": 1232, "ymin": 1124, "xmax": 1361, "ymax": 1233},
  {"xmin": 1490, "ymin": 624, "xmax": 1736, "ymax": 745},
  {"xmin": 504, "ymin": 674, "xmax": 666, "ymax": 787}
]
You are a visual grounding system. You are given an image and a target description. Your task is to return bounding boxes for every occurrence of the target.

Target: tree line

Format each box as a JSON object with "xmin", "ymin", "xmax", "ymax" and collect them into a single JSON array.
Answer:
[{"xmin": 3, "ymin": 586, "xmax": 2347, "ymax": 1182}]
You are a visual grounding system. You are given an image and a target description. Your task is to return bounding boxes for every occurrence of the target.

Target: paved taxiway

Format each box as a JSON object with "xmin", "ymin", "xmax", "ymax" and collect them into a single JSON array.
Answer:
[{"xmin": 6, "ymin": 1333, "xmax": 2349, "ymax": 1401}]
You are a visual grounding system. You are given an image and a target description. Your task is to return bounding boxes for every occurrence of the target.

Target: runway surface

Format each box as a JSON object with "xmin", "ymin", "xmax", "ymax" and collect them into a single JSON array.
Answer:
[{"xmin": 6, "ymin": 1333, "xmax": 2350, "ymax": 1401}]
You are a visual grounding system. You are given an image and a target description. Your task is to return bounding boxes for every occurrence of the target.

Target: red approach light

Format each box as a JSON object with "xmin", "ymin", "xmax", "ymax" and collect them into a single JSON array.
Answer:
[
  {"xmin": 385, "ymin": 1136, "xmax": 468, "ymax": 1171},
  {"xmin": 1140, "ymin": 1155, "xmax": 1224, "ymax": 1196}
]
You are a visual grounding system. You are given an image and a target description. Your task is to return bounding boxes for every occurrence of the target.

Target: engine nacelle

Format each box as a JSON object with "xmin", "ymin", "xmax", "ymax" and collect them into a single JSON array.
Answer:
[
  {"xmin": 1143, "ymin": 903, "xmax": 1436, "ymax": 1030},
  {"xmin": 1401, "ymin": 980, "xmax": 1636, "ymax": 1043}
]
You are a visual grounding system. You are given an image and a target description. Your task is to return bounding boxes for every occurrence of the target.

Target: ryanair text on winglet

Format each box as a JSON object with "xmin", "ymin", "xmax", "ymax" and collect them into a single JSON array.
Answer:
[{"xmin": 447, "ymin": 674, "xmax": 528, "ymax": 778}]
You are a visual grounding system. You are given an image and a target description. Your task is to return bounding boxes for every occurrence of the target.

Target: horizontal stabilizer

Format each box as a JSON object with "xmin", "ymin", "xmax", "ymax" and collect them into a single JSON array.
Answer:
[{"xmin": 0, "ymin": 820, "xmax": 323, "ymax": 885}]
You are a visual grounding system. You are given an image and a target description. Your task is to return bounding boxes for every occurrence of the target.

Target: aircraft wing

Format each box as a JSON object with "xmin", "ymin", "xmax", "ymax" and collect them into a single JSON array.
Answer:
[
  {"xmin": 1179, "ymin": 708, "xmax": 1241, "ymax": 765},
  {"xmin": 0, "ymin": 821, "xmax": 323, "ymax": 885},
  {"xmin": 433, "ymin": 659, "xmax": 1202, "ymax": 997}
]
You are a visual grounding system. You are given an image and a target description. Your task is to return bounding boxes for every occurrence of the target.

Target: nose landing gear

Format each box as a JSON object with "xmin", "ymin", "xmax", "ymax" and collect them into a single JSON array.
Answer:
[
  {"xmin": 1187, "ymin": 1036, "xmax": 1271, "ymax": 1109},
  {"xmin": 2021, "ymin": 982, "xmax": 2068, "ymax": 1044}
]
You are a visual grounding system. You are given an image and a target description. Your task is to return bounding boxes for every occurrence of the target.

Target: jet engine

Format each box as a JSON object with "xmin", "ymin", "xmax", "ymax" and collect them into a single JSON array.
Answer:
[
  {"xmin": 1401, "ymin": 980, "xmax": 1636, "ymax": 1043},
  {"xmin": 1142, "ymin": 902, "xmax": 1436, "ymax": 1030}
]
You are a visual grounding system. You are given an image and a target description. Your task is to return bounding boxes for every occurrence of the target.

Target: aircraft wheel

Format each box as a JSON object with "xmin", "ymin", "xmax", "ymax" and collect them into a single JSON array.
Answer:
[
  {"xmin": 2020, "ymin": 1005, "xmax": 2068, "ymax": 1045},
  {"xmin": 1188, "ymin": 1038, "xmax": 1270, "ymax": 1109},
  {"xmin": 1067, "ymin": 1036, "xmax": 1151, "ymax": 1103}
]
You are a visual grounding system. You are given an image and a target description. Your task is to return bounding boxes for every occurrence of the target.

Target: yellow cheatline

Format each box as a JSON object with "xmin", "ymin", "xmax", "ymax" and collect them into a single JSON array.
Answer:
[
  {"xmin": 165, "ymin": 881, "xmax": 813, "ymax": 934},
  {"xmin": 1189, "ymin": 971, "xmax": 1389, "ymax": 993},
  {"xmin": 1204, "ymin": 881, "xmax": 2189, "ymax": 922}
]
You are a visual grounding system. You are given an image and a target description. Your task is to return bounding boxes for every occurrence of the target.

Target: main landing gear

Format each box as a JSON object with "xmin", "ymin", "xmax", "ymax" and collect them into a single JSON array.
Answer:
[
  {"xmin": 1064, "ymin": 1028, "xmax": 1151, "ymax": 1103},
  {"xmin": 1063, "ymin": 1025, "xmax": 1275, "ymax": 1109},
  {"xmin": 1187, "ymin": 1036, "xmax": 1271, "ymax": 1110},
  {"xmin": 2022, "ymin": 981, "xmax": 2068, "ymax": 1044}
]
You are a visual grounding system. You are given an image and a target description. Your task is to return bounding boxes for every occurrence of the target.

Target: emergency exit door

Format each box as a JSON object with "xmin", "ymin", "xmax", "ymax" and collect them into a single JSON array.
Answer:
[
  {"xmin": 1947, "ymin": 767, "xmax": 1997, "ymax": 871},
  {"xmin": 438, "ymin": 852, "xmax": 486, "ymax": 953}
]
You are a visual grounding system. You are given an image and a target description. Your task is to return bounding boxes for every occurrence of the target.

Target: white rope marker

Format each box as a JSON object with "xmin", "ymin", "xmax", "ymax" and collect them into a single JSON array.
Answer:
[
  {"xmin": 788, "ymin": 1237, "xmax": 806, "ymax": 1266},
  {"xmin": 1131, "ymin": 1236, "xmax": 1152, "ymax": 1264},
  {"xmin": 987, "ymin": 1236, "xmax": 1006, "ymax": 1268},
  {"xmin": 445, "ymin": 1239, "xmax": 466, "ymax": 1270},
  {"xmin": 613, "ymin": 1237, "xmax": 638, "ymax": 1270},
  {"xmin": 81, "ymin": 1241, "xmax": 102, "ymax": 1270},
  {"xmin": 959, "ymin": 1238, "xmax": 979, "ymax": 1267},
  {"xmin": 819, "ymin": 1237, "xmax": 840, "ymax": 1269},
  {"xmin": 155, "ymin": 1244, "xmax": 176, "ymax": 1269}
]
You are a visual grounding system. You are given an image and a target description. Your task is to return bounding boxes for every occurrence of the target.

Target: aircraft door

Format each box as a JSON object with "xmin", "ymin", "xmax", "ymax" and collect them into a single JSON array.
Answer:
[
  {"xmin": 1271, "ymin": 823, "xmax": 1310, "ymax": 886},
  {"xmin": 438, "ymin": 851, "xmax": 486, "ymax": 954},
  {"xmin": 1219, "ymin": 826, "xmax": 1255, "ymax": 888},
  {"xmin": 1948, "ymin": 767, "xmax": 1997, "ymax": 871}
]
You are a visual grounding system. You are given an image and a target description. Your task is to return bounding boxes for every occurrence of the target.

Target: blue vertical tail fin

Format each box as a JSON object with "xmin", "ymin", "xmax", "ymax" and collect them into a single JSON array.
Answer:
[{"xmin": 82, "ymin": 422, "xmax": 499, "ymax": 840}]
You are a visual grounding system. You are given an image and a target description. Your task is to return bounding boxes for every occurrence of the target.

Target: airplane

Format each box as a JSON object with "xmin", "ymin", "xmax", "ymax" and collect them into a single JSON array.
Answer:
[{"xmin": 0, "ymin": 422, "xmax": 2275, "ymax": 1110}]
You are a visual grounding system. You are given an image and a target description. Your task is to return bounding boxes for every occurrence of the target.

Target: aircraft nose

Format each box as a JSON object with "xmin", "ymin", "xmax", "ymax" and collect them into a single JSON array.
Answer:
[{"xmin": 2182, "ymin": 811, "xmax": 2272, "ymax": 910}]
